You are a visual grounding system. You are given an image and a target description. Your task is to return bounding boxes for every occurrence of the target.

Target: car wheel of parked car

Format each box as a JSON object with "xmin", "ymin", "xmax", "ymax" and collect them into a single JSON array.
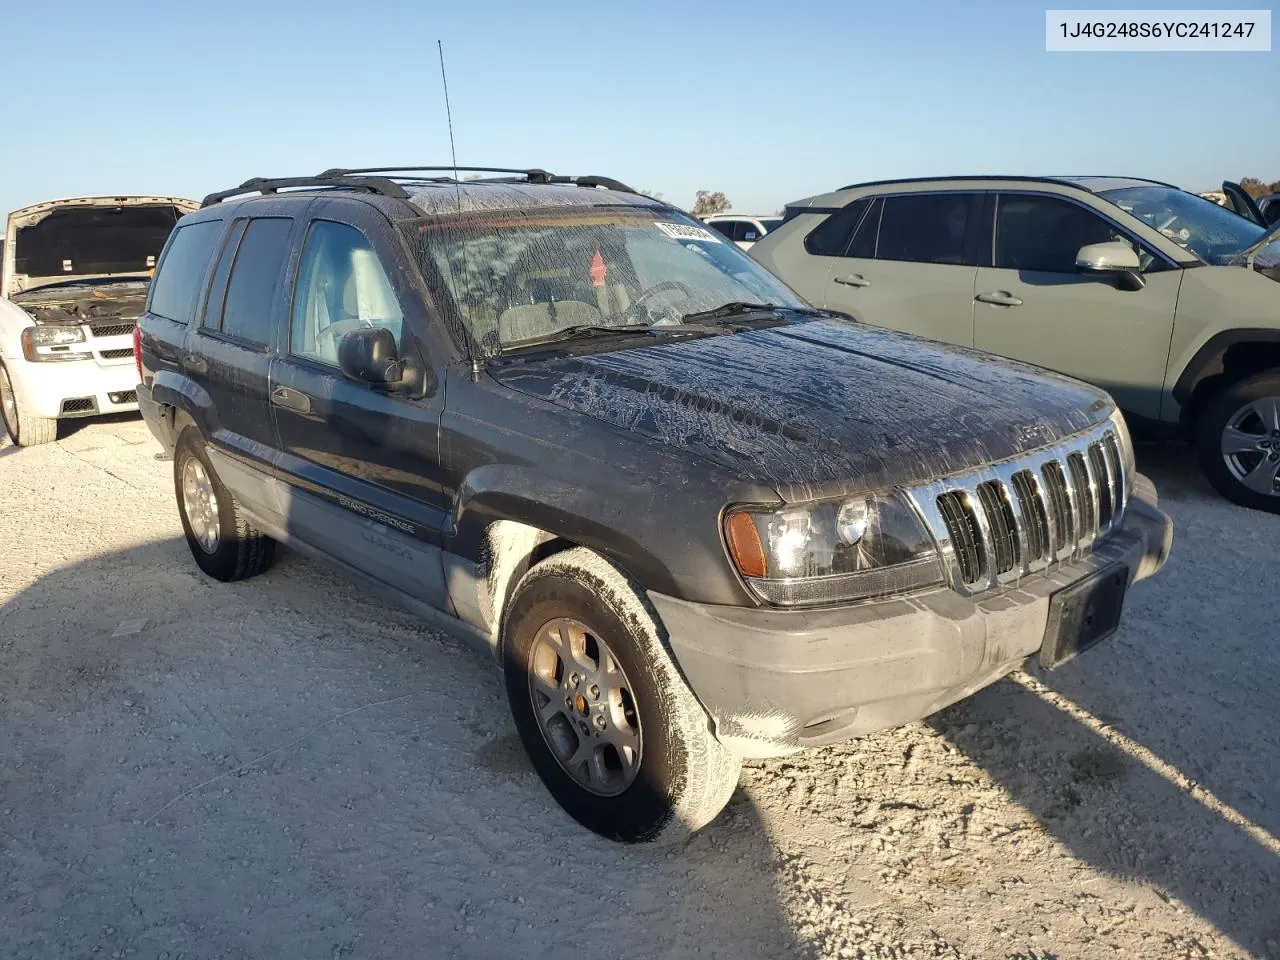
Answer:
[
  {"xmin": 0, "ymin": 362, "xmax": 57, "ymax": 447},
  {"xmin": 502, "ymin": 547, "xmax": 740, "ymax": 843},
  {"xmin": 1197, "ymin": 372, "xmax": 1280, "ymax": 513},
  {"xmin": 173, "ymin": 430, "xmax": 276, "ymax": 580}
]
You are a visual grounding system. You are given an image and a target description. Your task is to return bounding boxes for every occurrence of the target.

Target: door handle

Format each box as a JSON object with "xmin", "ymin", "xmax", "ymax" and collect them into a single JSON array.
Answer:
[
  {"xmin": 184, "ymin": 353, "xmax": 208, "ymax": 374},
  {"xmin": 271, "ymin": 386, "xmax": 312, "ymax": 414},
  {"xmin": 834, "ymin": 274, "xmax": 871, "ymax": 288},
  {"xmin": 975, "ymin": 291, "xmax": 1023, "ymax": 307}
]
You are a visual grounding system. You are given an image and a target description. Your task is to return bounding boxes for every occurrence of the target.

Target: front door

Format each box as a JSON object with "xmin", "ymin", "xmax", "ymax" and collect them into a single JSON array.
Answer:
[
  {"xmin": 972, "ymin": 193, "xmax": 1180, "ymax": 420},
  {"xmin": 270, "ymin": 208, "xmax": 449, "ymax": 609},
  {"xmin": 823, "ymin": 193, "xmax": 981, "ymax": 347}
]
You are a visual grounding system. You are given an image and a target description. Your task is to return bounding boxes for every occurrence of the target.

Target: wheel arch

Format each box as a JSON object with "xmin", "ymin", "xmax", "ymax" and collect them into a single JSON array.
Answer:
[{"xmin": 1173, "ymin": 329, "xmax": 1280, "ymax": 430}]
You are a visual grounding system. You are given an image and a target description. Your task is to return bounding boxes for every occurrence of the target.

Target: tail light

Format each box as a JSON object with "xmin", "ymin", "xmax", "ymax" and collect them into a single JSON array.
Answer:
[{"xmin": 133, "ymin": 324, "xmax": 144, "ymax": 384}]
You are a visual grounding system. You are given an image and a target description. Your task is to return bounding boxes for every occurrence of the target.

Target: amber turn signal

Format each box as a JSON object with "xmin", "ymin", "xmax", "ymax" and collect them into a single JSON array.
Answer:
[{"xmin": 724, "ymin": 510, "xmax": 768, "ymax": 579}]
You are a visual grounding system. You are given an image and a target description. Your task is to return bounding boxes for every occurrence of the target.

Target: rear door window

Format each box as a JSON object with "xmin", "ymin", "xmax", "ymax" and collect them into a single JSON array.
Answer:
[
  {"xmin": 708, "ymin": 220, "xmax": 737, "ymax": 240},
  {"xmin": 148, "ymin": 221, "xmax": 223, "ymax": 323},
  {"xmin": 875, "ymin": 193, "xmax": 972, "ymax": 264},
  {"xmin": 217, "ymin": 218, "xmax": 294, "ymax": 345}
]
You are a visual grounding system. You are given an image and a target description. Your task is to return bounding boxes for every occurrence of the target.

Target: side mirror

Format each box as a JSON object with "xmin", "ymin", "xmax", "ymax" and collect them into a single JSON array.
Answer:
[
  {"xmin": 1076, "ymin": 241, "xmax": 1144, "ymax": 290},
  {"xmin": 338, "ymin": 327, "xmax": 404, "ymax": 385}
]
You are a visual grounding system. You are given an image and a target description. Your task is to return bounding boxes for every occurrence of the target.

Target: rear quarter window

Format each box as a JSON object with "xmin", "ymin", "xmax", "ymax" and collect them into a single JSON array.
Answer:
[
  {"xmin": 148, "ymin": 221, "xmax": 223, "ymax": 324},
  {"xmin": 804, "ymin": 199, "xmax": 871, "ymax": 257}
]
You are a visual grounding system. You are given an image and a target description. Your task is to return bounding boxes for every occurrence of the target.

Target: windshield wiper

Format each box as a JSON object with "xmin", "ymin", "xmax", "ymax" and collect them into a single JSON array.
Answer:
[
  {"xmin": 680, "ymin": 302, "xmax": 780, "ymax": 323},
  {"xmin": 502, "ymin": 323, "xmax": 681, "ymax": 351},
  {"xmin": 679, "ymin": 301, "xmax": 825, "ymax": 325}
]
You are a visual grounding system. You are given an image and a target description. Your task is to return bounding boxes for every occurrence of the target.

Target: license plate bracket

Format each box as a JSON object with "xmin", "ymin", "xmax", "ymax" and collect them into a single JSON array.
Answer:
[{"xmin": 1039, "ymin": 562, "xmax": 1130, "ymax": 669}]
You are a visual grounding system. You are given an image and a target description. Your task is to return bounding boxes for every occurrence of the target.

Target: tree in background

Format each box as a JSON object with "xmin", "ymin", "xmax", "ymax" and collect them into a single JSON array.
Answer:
[
  {"xmin": 1239, "ymin": 177, "xmax": 1269, "ymax": 198},
  {"xmin": 690, "ymin": 190, "xmax": 731, "ymax": 217}
]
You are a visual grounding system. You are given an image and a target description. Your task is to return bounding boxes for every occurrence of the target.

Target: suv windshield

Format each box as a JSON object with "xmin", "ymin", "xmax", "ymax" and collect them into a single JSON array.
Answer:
[
  {"xmin": 402, "ymin": 207, "xmax": 804, "ymax": 354},
  {"xmin": 1099, "ymin": 185, "xmax": 1267, "ymax": 263}
]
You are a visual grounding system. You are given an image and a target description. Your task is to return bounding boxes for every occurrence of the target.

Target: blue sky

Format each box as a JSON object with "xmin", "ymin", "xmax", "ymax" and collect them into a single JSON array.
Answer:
[{"xmin": 2, "ymin": 0, "xmax": 1276, "ymax": 216}]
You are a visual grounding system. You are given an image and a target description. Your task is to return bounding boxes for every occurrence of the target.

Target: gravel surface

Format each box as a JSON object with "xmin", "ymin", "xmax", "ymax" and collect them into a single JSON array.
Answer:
[{"xmin": 1, "ymin": 417, "xmax": 1277, "ymax": 959}]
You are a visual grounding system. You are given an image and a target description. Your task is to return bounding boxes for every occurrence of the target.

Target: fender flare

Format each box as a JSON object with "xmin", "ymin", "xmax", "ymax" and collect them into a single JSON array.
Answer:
[
  {"xmin": 448, "ymin": 462, "xmax": 682, "ymax": 598},
  {"xmin": 1172, "ymin": 328, "xmax": 1280, "ymax": 405},
  {"xmin": 150, "ymin": 368, "xmax": 214, "ymax": 436}
]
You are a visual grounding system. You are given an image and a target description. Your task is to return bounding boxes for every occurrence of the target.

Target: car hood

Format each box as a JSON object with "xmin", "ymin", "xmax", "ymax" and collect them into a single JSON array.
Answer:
[
  {"xmin": 3, "ymin": 195, "xmax": 198, "ymax": 299},
  {"xmin": 491, "ymin": 318, "xmax": 1116, "ymax": 500}
]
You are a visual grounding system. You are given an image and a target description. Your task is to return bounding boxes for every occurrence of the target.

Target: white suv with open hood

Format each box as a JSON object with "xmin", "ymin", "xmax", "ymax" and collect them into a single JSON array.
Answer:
[{"xmin": 0, "ymin": 195, "xmax": 198, "ymax": 445}]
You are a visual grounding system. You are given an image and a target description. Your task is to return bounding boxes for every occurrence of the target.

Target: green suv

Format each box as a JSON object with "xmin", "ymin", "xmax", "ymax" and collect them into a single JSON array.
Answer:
[{"xmin": 751, "ymin": 176, "xmax": 1280, "ymax": 513}]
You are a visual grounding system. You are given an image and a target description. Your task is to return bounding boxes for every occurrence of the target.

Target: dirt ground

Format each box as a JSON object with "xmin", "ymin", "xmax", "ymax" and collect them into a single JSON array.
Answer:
[{"xmin": 1, "ymin": 416, "xmax": 1277, "ymax": 960}]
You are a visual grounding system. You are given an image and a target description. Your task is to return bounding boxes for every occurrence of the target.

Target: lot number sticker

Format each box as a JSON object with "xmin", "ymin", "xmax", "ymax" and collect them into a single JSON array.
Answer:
[{"xmin": 655, "ymin": 222, "xmax": 722, "ymax": 243}]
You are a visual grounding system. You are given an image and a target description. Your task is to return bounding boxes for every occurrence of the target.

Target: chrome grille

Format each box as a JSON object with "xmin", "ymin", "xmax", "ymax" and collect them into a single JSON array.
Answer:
[
  {"xmin": 905, "ymin": 420, "xmax": 1130, "ymax": 597},
  {"xmin": 937, "ymin": 492, "xmax": 984, "ymax": 584}
]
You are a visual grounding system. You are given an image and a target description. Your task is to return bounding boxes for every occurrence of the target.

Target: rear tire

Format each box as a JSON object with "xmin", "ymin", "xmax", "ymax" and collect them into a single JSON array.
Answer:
[
  {"xmin": 174, "ymin": 429, "xmax": 276, "ymax": 581},
  {"xmin": 1196, "ymin": 372, "xmax": 1280, "ymax": 514},
  {"xmin": 501, "ymin": 547, "xmax": 740, "ymax": 844},
  {"xmin": 0, "ymin": 362, "xmax": 57, "ymax": 447}
]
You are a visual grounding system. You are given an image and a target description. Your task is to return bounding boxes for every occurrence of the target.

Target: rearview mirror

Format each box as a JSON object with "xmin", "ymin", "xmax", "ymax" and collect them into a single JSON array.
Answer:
[
  {"xmin": 338, "ymin": 327, "xmax": 404, "ymax": 385},
  {"xmin": 1076, "ymin": 241, "xmax": 1144, "ymax": 290}
]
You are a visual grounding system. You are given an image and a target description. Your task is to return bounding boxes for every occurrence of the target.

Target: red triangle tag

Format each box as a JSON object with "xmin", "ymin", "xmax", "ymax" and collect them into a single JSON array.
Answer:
[{"xmin": 590, "ymin": 249, "xmax": 607, "ymax": 287}]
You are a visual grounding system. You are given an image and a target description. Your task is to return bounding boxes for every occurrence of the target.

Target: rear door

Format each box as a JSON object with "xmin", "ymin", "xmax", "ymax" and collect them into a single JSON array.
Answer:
[
  {"xmin": 269, "ymin": 199, "xmax": 449, "ymax": 608},
  {"xmin": 183, "ymin": 212, "xmax": 298, "ymax": 518},
  {"xmin": 822, "ymin": 192, "xmax": 981, "ymax": 346},
  {"xmin": 972, "ymin": 192, "xmax": 1180, "ymax": 420}
]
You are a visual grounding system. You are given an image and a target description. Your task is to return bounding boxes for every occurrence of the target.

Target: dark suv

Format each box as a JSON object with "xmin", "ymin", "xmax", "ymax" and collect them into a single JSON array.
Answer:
[{"xmin": 136, "ymin": 167, "xmax": 1173, "ymax": 843}]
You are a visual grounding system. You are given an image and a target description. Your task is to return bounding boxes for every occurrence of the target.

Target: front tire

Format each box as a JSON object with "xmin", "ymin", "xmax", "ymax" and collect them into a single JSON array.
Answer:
[
  {"xmin": 174, "ymin": 430, "xmax": 276, "ymax": 581},
  {"xmin": 0, "ymin": 362, "xmax": 57, "ymax": 447},
  {"xmin": 502, "ymin": 547, "xmax": 740, "ymax": 843},
  {"xmin": 1196, "ymin": 372, "xmax": 1280, "ymax": 514}
]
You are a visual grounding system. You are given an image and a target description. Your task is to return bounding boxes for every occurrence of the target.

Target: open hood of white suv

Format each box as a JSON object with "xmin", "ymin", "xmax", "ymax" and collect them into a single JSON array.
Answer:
[{"xmin": 2, "ymin": 195, "xmax": 199, "ymax": 299}]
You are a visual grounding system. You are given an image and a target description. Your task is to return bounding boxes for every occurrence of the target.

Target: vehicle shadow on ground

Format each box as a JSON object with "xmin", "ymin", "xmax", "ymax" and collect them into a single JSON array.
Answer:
[
  {"xmin": 927, "ymin": 441, "xmax": 1280, "ymax": 957},
  {"xmin": 0, "ymin": 538, "xmax": 801, "ymax": 960},
  {"xmin": 56, "ymin": 410, "xmax": 142, "ymax": 440}
]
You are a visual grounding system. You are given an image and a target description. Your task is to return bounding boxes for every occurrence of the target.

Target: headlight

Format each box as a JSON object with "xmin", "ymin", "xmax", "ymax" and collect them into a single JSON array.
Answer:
[
  {"xmin": 20, "ymin": 325, "xmax": 89, "ymax": 362},
  {"xmin": 724, "ymin": 492, "xmax": 944, "ymax": 606}
]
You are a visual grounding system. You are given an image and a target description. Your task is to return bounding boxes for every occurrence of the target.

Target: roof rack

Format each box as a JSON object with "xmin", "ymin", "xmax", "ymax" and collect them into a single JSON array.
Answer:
[
  {"xmin": 200, "ymin": 175, "xmax": 411, "ymax": 207},
  {"xmin": 320, "ymin": 166, "xmax": 638, "ymax": 195},
  {"xmin": 833, "ymin": 174, "xmax": 1182, "ymax": 193},
  {"xmin": 201, "ymin": 167, "xmax": 640, "ymax": 208}
]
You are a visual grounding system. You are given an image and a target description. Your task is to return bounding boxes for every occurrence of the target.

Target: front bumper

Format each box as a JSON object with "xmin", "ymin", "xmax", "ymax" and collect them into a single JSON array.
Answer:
[
  {"xmin": 651, "ymin": 475, "xmax": 1173, "ymax": 758},
  {"xmin": 8, "ymin": 354, "xmax": 139, "ymax": 419}
]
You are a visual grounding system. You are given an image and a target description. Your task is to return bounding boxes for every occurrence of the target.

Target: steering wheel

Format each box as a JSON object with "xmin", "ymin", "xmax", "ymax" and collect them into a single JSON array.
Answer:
[
  {"xmin": 317, "ymin": 317, "xmax": 373, "ymax": 356},
  {"xmin": 627, "ymin": 280, "xmax": 696, "ymax": 321}
]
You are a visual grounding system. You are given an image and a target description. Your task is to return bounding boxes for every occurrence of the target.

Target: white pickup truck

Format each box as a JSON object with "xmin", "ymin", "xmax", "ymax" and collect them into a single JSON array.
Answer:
[{"xmin": 0, "ymin": 195, "xmax": 198, "ymax": 445}]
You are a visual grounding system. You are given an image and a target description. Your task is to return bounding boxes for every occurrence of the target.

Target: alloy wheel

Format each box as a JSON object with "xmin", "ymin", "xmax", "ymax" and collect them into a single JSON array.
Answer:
[
  {"xmin": 0, "ymin": 365, "xmax": 17, "ymax": 439},
  {"xmin": 1220, "ymin": 396, "xmax": 1280, "ymax": 497},
  {"xmin": 527, "ymin": 617, "xmax": 643, "ymax": 797},
  {"xmin": 181, "ymin": 457, "xmax": 220, "ymax": 553}
]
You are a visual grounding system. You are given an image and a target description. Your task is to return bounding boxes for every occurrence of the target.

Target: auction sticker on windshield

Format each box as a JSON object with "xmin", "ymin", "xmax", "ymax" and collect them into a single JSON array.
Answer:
[{"xmin": 655, "ymin": 222, "xmax": 723, "ymax": 243}]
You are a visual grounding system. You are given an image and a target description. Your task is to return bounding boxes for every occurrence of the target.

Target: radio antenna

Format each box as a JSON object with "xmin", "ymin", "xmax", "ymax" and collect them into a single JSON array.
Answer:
[
  {"xmin": 438, "ymin": 41, "xmax": 462, "ymax": 206},
  {"xmin": 437, "ymin": 39, "xmax": 480, "ymax": 376}
]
